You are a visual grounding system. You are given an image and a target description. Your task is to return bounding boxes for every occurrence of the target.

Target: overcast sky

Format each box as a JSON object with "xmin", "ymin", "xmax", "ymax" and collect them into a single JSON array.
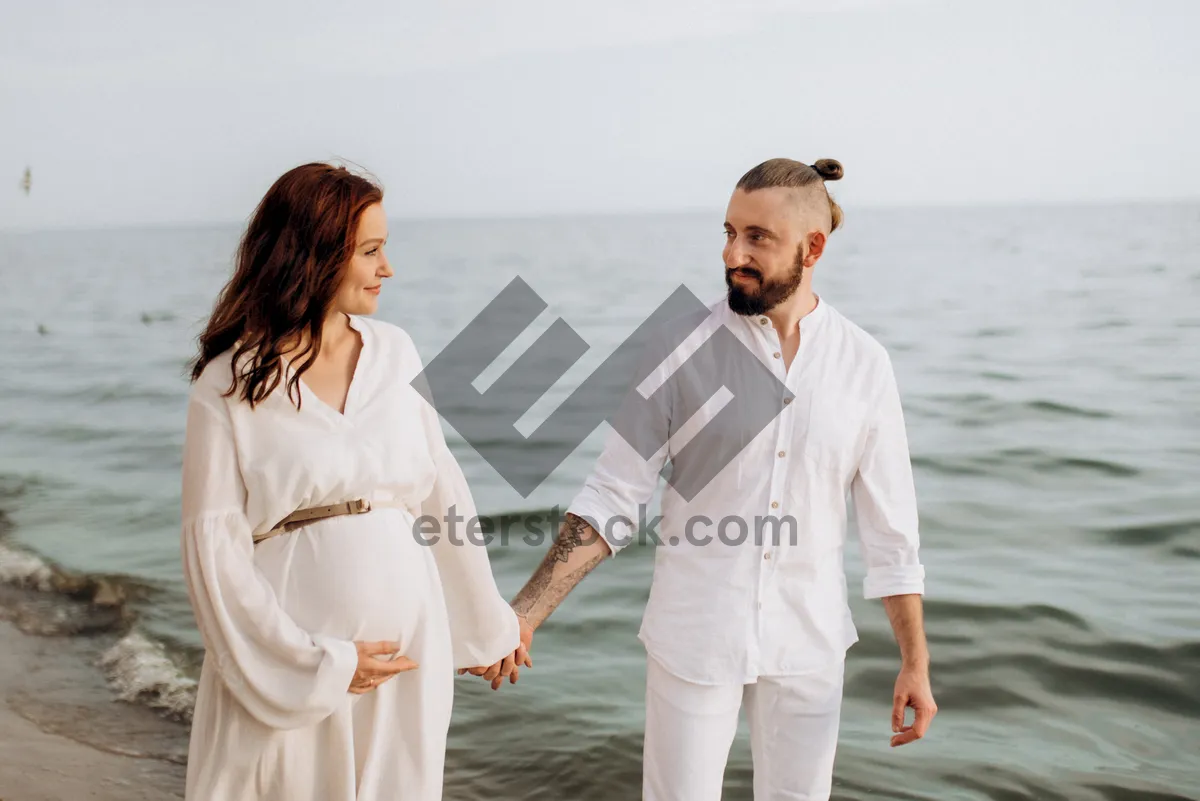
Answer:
[{"xmin": 1, "ymin": 0, "xmax": 1197, "ymax": 230}]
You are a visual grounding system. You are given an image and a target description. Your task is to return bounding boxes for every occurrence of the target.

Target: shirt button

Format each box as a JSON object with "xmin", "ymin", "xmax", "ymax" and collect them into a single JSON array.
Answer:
[
  {"xmin": 773, "ymin": 352, "xmax": 781, "ymax": 359},
  {"xmin": 759, "ymin": 318, "xmax": 768, "ymax": 325},
  {"xmin": 777, "ymin": 450, "xmax": 786, "ymax": 458},
  {"xmin": 764, "ymin": 552, "xmax": 772, "ymax": 560},
  {"xmin": 783, "ymin": 397, "xmax": 792, "ymax": 405},
  {"xmin": 771, "ymin": 501, "xmax": 779, "ymax": 509}
]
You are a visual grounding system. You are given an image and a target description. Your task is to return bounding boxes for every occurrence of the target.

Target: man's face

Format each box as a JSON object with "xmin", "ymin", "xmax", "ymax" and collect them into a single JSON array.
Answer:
[{"xmin": 722, "ymin": 187, "xmax": 809, "ymax": 316}]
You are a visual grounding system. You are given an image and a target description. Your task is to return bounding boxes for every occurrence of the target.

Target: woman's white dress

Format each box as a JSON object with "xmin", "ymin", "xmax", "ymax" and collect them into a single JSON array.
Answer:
[{"xmin": 180, "ymin": 314, "xmax": 518, "ymax": 801}]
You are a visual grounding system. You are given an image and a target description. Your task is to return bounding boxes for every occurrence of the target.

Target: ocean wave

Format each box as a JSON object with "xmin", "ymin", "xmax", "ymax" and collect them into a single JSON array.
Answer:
[
  {"xmin": 941, "ymin": 765, "xmax": 1197, "ymax": 801},
  {"xmin": 925, "ymin": 599, "xmax": 1091, "ymax": 631},
  {"xmin": 0, "ymin": 473, "xmax": 39, "ymax": 504},
  {"xmin": 99, "ymin": 630, "xmax": 197, "ymax": 722},
  {"xmin": 0, "ymin": 535, "xmax": 196, "ymax": 725},
  {"xmin": 1025, "ymin": 399, "xmax": 1113, "ymax": 419},
  {"xmin": 974, "ymin": 326, "xmax": 1019, "ymax": 338},
  {"xmin": 972, "ymin": 448, "xmax": 1140, "ymax": 479},
  {"xmin": 1098, "ymin": 517, "xmax": 1200, "ymax": 547},
  {"xmin": 0, "ymin": 539, "xmax": 136, "ymax": 635},
  {"xmin": 921, "ymin": 392, "xmax": 1116, "ymax": 426},
  {"xmin": 0, "ymin": 539, "xmax": 55, "ymax": 591},
  {"xmin": 930, "ymin": 648, "xmax": 1200, "ymax": 719},
  {"xmin": 2, "ymin": 381, "xmax": 183, "ymax": 407}
]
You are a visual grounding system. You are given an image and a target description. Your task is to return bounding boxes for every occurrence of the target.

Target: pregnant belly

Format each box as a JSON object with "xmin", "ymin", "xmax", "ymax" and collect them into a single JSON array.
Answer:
[{"xmin": 253, "ymin": 508, "xmax": 440, "ymax": 644}]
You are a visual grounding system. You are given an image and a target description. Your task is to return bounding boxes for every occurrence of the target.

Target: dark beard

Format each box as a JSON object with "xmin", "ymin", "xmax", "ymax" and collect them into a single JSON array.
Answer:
[{"xmin": 725, "ymin": 244, "xmax": 805, "ymax": 316}]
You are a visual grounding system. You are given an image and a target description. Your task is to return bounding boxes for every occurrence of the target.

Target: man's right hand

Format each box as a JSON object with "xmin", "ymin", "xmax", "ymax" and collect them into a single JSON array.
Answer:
[
  {"xmin": 517, "ymin": 617, "xmax": 534, "ymax": 666},
  {"xmin": 349, "ymin": 640, "xmax": 418, "ymax": 694},
  {"xmin": 496, "ymin": 616, "xmax": 536, "ymax": 689},
  {"xmin": 462, "ymin": 512, "xmax": 611, "ymax": 691}
]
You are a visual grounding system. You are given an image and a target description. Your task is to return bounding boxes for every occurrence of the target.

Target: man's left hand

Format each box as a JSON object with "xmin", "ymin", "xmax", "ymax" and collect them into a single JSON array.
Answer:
[
  {"xmin": 890, "ymin": 665, "xmax": 937, "ymax": 747},
  {"xmin": 457, "ymin": 617, "xmax": 535, "ymax": 690}
]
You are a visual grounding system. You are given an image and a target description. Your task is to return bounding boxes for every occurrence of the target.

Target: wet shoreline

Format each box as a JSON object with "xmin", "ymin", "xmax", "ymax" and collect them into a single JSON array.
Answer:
[{"xmin": 0, "ymin": 614, "xmax": 186, "ymax": 799}]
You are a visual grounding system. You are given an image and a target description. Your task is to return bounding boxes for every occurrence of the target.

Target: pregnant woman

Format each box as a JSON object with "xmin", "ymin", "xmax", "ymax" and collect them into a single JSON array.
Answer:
[{"xmin": 180, "ymin": 162, "xmax": 520, "ymax": 800}]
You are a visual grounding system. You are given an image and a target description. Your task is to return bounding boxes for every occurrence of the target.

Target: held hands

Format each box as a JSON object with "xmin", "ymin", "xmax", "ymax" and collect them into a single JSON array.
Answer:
[
  {"xmin": 349, "ymin": 641, "xmax": 418, "ymax": 695},
  {"xmin": 458, "ymin": 618, "xmax": 534, "ymax": 690},
  {"xmin": 890, "ymin": 663, "xmax": 937, "ymax": 747}
]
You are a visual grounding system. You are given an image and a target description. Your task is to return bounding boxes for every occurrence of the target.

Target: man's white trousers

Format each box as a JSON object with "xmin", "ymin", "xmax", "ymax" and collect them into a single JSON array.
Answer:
[{"xmin": 643, "ymin": 656, "xmax": 845, "ymax": 801}]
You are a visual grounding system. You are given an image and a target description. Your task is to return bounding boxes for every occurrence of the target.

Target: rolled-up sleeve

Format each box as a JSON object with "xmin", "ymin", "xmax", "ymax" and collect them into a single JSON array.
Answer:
[
  {"xmin": 850, "ymin": 355, "xmax": 926, "ymax": 599},
  {"xmin": 569, "ymin": 429, "xmax": 667, "ymax": 556}
]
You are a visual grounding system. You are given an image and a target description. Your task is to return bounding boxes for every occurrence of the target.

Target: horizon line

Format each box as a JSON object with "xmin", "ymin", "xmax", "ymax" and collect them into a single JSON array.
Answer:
[{"xmin": 2, "ymin": 194, "xmax": 1198, "ymax": 236}]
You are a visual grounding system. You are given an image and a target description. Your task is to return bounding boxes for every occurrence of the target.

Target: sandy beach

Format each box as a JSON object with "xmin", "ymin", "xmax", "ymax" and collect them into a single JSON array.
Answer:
[{"xmin": 0, "ymin": 619, "xmax": 185, "ymax": 800}]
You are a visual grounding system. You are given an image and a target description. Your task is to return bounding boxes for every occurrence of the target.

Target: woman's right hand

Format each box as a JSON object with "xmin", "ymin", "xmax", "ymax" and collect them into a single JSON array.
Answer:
[{"xmin": 349, "ymin": 641, "xmax": 418, "ymax": 694}]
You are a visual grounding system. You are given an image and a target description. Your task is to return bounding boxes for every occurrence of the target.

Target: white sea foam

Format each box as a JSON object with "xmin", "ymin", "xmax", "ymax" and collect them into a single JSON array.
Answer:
[
  {"xmin": 100, "ymin": 630, "xmax": 197, "ymax": 721},
  {"xmin": 0, "ymin": 541, "xmax": 55, "ymax": 591}
]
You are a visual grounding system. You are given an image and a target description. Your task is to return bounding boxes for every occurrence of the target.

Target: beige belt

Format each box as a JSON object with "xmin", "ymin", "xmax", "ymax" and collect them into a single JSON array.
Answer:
[{"xmin": 253, "ymin": 497, "xmax": 410, "ymax": 545}]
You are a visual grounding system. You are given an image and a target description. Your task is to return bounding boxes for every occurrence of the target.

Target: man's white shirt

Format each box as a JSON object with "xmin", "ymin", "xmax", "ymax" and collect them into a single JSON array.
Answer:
[{"xmin": 569, "ymin": 295, "xmax": 925, "ymax": 685}]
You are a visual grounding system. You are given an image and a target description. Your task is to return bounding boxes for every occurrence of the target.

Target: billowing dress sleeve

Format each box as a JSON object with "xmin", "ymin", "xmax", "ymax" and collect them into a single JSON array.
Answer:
[
  {"xmin": 180, "ymin": 388, "xmax": 359, "ymax": 730},
  {"xmin": 412, "ymin": 369, "xmax": 521, "ymax": 670}
]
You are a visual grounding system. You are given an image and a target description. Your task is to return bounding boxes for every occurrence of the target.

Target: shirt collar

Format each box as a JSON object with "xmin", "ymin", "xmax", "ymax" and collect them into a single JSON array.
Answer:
[{"xmin": 721, "ymin": 293, "xmax": 828, "ymax": 335}]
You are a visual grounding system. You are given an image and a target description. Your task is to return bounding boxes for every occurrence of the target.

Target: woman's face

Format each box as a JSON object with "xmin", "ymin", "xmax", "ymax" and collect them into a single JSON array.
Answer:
[{"xmin": 333, "ymin": 202, "xmax": 392, "ymax": 316}]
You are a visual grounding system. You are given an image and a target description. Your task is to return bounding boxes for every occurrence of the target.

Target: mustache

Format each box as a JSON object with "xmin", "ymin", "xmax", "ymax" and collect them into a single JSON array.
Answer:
[{"xmin": 726, "ymin": 267, "xmax": 762, "ymax": 281}]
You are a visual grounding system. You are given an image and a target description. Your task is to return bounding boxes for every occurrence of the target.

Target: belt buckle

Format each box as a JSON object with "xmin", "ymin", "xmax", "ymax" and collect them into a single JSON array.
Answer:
[{"xmin": 349, "ymin": 498, "xmax": 371, "ymax": 514}]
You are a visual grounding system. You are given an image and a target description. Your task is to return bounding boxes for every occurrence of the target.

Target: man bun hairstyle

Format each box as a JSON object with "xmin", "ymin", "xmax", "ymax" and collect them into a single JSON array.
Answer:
[{"xmin": 736, "ymin": 157, "xmax": 844, "ymax": 233}]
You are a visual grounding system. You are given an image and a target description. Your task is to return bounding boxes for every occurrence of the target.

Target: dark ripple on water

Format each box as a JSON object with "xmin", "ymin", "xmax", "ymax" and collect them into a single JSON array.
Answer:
[
  {"xmin": 1170, "ymin": 544, "xmax": 1200, "ymax": 559},
  {"xmin": 920, "ymin": 392, "xmax": 1116, "ymax": 430},
  {"xmin": 926, "ymin": 599, "xmax": 1091, "ymax": 630},
  {"xmin": 928, "ymin": 649, "xmax": 1200, "ymax": 718},
  {"xmin": 944, "ymin": 768, "xmax": 1198, "ymax": 801},
  {"xmin": 1099, "ymin": 517, "xmax": 1200, "ymax": 548},
  {"xmin": 1024, "ymin": 399, "xmax": 1113, "ymax": 419},
  {"xmin": 445, "ymin": 733, "xmax": 644, "ymax": 800},
  {"xmin": 3, "ymin": 381, "xmax": 183, "ymax": 407},
  {"xmin": 913, "ymin": 448, "xmax": 1141, "ymax": 480}
]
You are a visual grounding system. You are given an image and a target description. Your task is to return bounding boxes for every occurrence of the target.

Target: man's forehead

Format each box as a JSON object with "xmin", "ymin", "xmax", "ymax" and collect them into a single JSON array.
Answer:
[
  {"xmin": 726, "ymin": 187, "xmax": 800, "ymax": 225},
  {"xmin": 726, "ymin": 185, "xmax": 829, "ymax": 235}
]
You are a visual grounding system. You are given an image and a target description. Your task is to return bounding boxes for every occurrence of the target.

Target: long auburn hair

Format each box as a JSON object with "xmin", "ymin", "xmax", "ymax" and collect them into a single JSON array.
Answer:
[{"xmin": 189, "ymin": 162, "xmax": 383, "ymax": 409}]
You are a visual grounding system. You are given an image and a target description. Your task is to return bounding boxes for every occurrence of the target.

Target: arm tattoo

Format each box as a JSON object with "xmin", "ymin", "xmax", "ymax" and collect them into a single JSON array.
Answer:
[
  {"xmin": 511, "ymin": 513, "xmax": 607, "ymax": 630},
  {"xmin": 548, "ymin": 512, "xmax": 590, "ymax": 563}
]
